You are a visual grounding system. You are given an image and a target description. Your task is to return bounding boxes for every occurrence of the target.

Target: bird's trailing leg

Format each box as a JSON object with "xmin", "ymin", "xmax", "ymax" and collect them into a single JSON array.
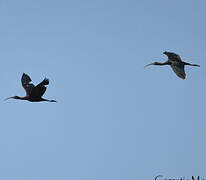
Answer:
[
  {"xmin": 184, "ymin": 62, "xmax": 200, "ymax": 67},
  {"xmin": 41, "ymin": 98, "xmax": 57, "ymax": 102}
]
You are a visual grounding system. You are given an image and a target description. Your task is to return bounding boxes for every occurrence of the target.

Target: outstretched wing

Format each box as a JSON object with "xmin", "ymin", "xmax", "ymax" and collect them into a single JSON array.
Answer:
[
  {"xmin": 165, "ymin": 52, "xmax": 182, "ymax": 62},
  {"xmin": 21, "ymin": 73, "xmax": 32, "ymax": 85},
  {"xmin": 30, "ymin": 78, "xmax": 49, "ymax": 99},
  {"xmin": 170, "ymin": 63, "xmax": 186, "ymax": 79},
  {"xmin": 21, "ymin": 73, "xmax": 35, "ymax": 96}
]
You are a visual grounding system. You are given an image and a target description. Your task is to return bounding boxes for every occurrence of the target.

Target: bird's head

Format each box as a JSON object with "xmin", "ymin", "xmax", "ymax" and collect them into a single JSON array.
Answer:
[{"xmin": 4, "ymin": 96, "xmax": 22, "ymax": 101}]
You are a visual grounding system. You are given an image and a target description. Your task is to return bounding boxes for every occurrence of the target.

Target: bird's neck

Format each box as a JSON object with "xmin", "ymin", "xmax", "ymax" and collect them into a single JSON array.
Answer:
[
  {"xmin": 155, "ymin": 61, "xmax": 170, "ymax": 65},
  {"xmin": 15, "ymin": 96, "xmax": 28, "ymax": 100}
]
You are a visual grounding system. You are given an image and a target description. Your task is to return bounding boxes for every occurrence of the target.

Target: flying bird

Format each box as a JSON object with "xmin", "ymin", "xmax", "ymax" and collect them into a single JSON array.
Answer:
[
  {"xmin": 5, "ymin": 73, "xmax": 56, "ymax": 102},
  {"xmin": 145, "ymin": 51, "xmax": 200, "ymax": 79}
]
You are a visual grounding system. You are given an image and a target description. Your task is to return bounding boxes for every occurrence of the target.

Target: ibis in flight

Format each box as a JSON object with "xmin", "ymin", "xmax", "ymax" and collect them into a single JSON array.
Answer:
[
  {"xmin": 145, "ymin": 51, "xmax": 200, "ymax": 79},
  {"xmin": 5, "ymin": 73, "xmax": 56, "ymax": 102}
]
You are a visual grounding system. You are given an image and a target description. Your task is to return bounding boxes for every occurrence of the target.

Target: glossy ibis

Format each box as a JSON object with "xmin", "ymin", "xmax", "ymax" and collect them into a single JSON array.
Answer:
[
  {"xmin": 5, "ymin": 73, "xmax": 56, "ymax": 102},
  {"xmin": 145, "ymin": 51, "xmax": 200, "ymax": 79}
]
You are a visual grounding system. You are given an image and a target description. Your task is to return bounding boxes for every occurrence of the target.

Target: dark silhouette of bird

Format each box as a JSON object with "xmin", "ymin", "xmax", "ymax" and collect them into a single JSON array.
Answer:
[
  {"xmin": 5, "ymin": 73, "xmax": 56, "ymax": 102},
  {"xmin": 145, "ymin": 51, "xmax": 200, "ymax": 79}
]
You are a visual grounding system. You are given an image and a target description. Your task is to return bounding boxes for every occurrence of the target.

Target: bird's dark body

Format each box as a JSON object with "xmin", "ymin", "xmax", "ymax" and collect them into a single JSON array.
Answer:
[
  {"xmin": 145, "ymin": 51, "xmax": 200, "ymax": 79},
  {"xmin": 27, "ymin": 98, "xmax": 45, "ymax": 102},
  {"xmin": 28, "ymin": 78, "xmax": 48, "ymax": 102},
  {"xmin": 5, "ymin": 73, "xmax": 56, "ymax": 102}
]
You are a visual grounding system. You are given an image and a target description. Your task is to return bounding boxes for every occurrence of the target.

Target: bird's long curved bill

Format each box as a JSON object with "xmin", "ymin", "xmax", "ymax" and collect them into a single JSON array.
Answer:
[
  {"xmin": 144, "ymin": 63, "xmax": 154, "ymax": 68},
  {"xmin": 4, "ymin": 97, "xmax": 12, "ymax": 101}
]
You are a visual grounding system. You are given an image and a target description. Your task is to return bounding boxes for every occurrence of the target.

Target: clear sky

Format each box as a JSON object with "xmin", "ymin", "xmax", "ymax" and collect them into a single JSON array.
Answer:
[{"xmin": 0, "ymin": 0, "xmax": 205, "ymax": 180}]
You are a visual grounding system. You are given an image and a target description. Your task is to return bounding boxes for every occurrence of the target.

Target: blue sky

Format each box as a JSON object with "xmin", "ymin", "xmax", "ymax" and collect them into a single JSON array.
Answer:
[{"xmin": 0, "ymin": 0, "xmax": 205, "ymax": 180}]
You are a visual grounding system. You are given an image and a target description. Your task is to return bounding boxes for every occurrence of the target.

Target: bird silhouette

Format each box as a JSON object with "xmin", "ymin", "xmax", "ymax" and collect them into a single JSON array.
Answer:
[
  {"xmin": 145, "ymin": 51, "xmax": 200, "ymax": 79},
  {"xmin": 5, "ymin": 73, "xmax": 56, "ymax": 102}
]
